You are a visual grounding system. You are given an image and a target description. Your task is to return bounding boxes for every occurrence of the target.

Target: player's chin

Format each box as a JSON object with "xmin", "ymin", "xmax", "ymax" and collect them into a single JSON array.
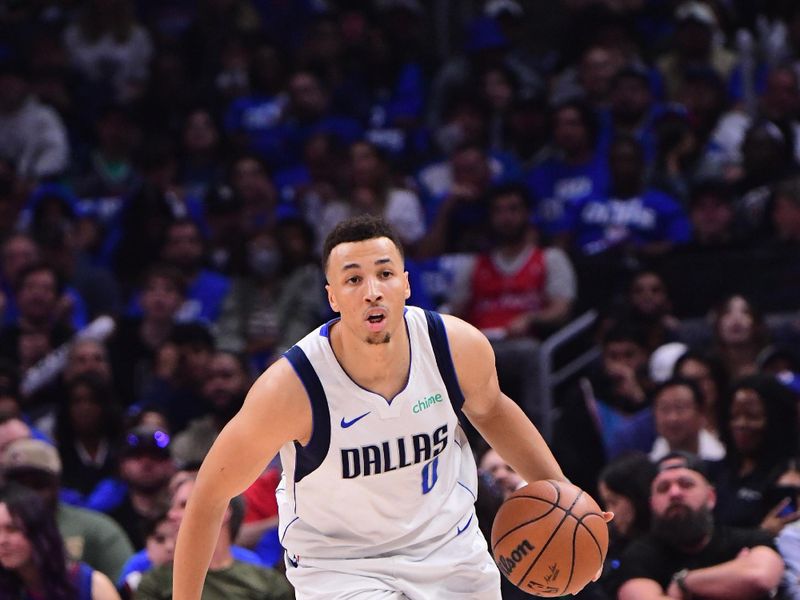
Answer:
[{"xmin": 365, "ymin": 332, "xmax": 392, "ymax": 345}]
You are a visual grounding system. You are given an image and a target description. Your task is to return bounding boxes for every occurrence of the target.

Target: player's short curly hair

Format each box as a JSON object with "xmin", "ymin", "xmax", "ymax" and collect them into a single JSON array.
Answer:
[{"xmin": 322, "ymin": 215, "xmax": 404, "ymax": 273}]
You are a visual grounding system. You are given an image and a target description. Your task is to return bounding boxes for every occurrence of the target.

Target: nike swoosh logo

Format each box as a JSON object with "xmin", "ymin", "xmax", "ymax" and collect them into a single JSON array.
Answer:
[
  {"xmin": 456, "ymin": 514, "xmax": 473, "ymax": 536},
  {"xmin": 340, "ymin": 411, "xmax": 371, "ymax": 428}
]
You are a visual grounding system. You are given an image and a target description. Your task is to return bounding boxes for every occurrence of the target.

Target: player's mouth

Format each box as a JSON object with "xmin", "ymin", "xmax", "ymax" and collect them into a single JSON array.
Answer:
[{"xmin": 365, "ymin": 308, "xmax": 388, "ymax": 331}]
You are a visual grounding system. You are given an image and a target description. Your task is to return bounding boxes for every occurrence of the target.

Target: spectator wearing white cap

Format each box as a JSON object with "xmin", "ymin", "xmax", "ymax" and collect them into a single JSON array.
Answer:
[
  {"xmin": 650, "ymin": 342, "xmax": 689, "ymax": 383},
  {"xmin": 1, "ymin": 437, "xmax": 134, "ymax": 582}
]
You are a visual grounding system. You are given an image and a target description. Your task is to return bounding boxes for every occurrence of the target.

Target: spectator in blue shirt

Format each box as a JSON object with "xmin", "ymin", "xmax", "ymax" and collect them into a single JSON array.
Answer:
[
  {"xmin": 178, "ymin": 107, "xmax": 225, "ymax": 202},
  {"xmin": 417, "ymin": 143, "xmax": 497, "ymax": 258},
  {"xmin": 275, "ymin": 69, "xmax": 363, "ymax": 171},
  {"xmin": 419, "ymin": 94, "xmax": 522, "ymax": 201},
  {"xmin": 599, "ymin": 64, "xmax": 661, "ymax": 163},
  {"xmin": 561, "ymin": 136, "xmax": 691, "ymax": 256},
  {"xmin": 337, "ymin": 22, "xmax": 427, "ymax": 163},
  {"xmin": 157, "ymin": 219, "xmax": 229, "ymax": 325},
  {"xmin": 527, "ymin": 99, "xmax": 610, "ymax": 237},
  {"xmin": 224, "ymin": 42, "xmax": 288, "ymax": 170}
]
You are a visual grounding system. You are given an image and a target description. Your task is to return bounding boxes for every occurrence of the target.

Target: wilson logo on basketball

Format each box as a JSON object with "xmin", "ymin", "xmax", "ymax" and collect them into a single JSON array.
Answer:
[{"xmin": 496, "ymin": 539, "xmax": 535, "ymax": 576}]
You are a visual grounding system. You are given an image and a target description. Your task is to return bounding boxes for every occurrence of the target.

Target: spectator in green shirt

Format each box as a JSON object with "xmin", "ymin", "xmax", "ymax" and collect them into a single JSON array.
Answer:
[
  {"xmin": 1, "ymin": 437, "xmax": 135, "ymax": 582},
  {"xmin": 135, "ymin": 474, "xmax": 293, "ymax": 599}
]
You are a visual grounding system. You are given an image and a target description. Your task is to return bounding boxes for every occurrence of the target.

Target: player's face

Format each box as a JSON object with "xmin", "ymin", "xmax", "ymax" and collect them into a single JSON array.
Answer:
[
  {"xmin": 326, "ymin": 237, "xmax": 410, "ymax": 345},
  {"xmin": 650, "ymin": 465, "xmax": 714, "ymax": 518}
]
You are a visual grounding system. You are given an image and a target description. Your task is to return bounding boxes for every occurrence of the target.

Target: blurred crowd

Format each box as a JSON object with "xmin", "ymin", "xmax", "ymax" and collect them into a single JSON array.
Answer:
[{"xmin": 2, "ymin": 0, "xmax": 800, "ymax": 598}]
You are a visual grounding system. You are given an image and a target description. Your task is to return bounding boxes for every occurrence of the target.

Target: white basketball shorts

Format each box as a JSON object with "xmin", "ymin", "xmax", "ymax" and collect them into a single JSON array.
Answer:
[{"xmin": 285, "ymin": 512, "xmax": 502, "ymax": 600}]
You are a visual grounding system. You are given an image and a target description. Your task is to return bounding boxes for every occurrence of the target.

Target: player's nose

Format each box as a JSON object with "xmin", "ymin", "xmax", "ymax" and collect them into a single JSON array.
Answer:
[{"xmin": 364, "ymin": 277, "xmax": 383, "ymax": 302}]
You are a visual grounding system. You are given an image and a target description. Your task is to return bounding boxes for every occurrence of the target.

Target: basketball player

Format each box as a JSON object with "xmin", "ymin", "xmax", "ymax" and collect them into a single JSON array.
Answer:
[{"xmin": 174, "ymin": 215, "xmax": 607, "ymax": 599}]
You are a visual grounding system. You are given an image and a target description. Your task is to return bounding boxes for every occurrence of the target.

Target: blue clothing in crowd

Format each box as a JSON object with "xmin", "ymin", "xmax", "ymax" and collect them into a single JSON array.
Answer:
[
  {"xmin": 562, "ymin": 189, "xmax": 691, "ymax": 255},
  {"xmin": 527, "ymin": 154, "xmax": 610, "ymax": 236}
]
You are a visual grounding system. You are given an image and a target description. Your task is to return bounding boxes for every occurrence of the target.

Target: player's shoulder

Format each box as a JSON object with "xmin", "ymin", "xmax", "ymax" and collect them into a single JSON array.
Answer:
[
  {"xmin": 249, "ymin": 355, "xmax": 307, "ymax": 403},
  {"xmin": 438, "ymin": 312, "xmax": 485, "ymax": 339},
  {"xmin": 241, "ymin": 355, "xmax": 312, "ymax": 444},
  {"xmin": 436, "ymin": 313, "xmax": 493, "ymax": 363}
]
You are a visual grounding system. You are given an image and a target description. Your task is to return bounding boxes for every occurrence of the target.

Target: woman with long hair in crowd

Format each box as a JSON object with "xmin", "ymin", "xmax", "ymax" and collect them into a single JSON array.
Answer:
[
  {"xmin": 713, "ymin": 374, "xmax": 799, "ymax": 533},
  {"xmin": 0, "ymin": 482, "xmax": 120, "ymax": 599},
  {"xmin": 673, "ymin": 350, "xmax": 729, "ymax": 435},
  {"xmin": 710, "ymin": 294, "xmax": 770, "ymax": 380},
  {"xmin": 56, "ymin": 374, "xmax": 125, "ymax": 499},
  {"xmin": 595, "ymin": 452, "xmax": 657, "ymax": 597}
]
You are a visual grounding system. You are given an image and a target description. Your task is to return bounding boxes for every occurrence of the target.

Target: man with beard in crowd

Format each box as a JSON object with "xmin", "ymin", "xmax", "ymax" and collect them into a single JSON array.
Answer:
[
  {"xmin": 451, "ymin": 183, "xmax": 576, "ymax": 426},
  {"xmin": 109, "ymin": 424, "xmax": 176, "ymax": 549},
  {"xmin": 170, "ymin": 350, "xmax": 250, "ymax": 468},
  {"xmin": 615, "ymin": 451, "xmax": 785, "ymax": 600}
]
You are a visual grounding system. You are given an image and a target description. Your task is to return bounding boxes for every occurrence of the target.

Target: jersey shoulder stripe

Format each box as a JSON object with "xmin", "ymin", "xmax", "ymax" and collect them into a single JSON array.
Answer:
[
  {"xmin": 423, "ymin": 309, "xmax": 465, "ymax": 413},
  {"xmin": 283, "ymin": 345, "xmax": 331, "ymax": 482}
]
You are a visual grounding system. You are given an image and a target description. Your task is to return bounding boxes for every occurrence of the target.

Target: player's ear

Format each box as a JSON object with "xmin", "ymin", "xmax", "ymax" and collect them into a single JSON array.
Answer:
[
  {"xmin": 326, "ymin": 283, "xmax": 339, "ymax": 312},
  {"xmin": 403, "ymin": 271, "xmax": 411, "ymax": 300}
]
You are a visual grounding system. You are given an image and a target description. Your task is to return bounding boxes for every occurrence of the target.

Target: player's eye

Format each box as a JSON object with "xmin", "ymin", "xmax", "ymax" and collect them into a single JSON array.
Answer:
[{"xmin": 346, "ymin": 275, "xmax": 361, "ymax": 284}]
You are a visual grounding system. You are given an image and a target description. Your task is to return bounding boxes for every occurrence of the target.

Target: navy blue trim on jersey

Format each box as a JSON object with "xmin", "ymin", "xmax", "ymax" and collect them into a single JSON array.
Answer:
[
  {"xmin": 457, "ymin": 481, "xmax": 476, "ymax": 500},
  {"xmin": 280, "ymin": 516, "xmax": 300, "ymax": 544},
  {"xmin": 284, "ymin": 346, "xmax": 331, "ymax": 482},
  {"xmin": 321, "ymin": 312, "xmax": 412, "ymax": 406},
  {"xmin": 319, "ymin": 317, "xmax": 339, "ymax": 338},
  {"xmin": 424, "ymin": 310, "xmax": 465, "ymax": 412}
]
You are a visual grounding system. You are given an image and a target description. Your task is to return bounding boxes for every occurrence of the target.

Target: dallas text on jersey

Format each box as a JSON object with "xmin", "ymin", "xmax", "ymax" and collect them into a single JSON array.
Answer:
[{"xmin": 341, "ymin": 424, "xmax": 448, "ymax": 478}]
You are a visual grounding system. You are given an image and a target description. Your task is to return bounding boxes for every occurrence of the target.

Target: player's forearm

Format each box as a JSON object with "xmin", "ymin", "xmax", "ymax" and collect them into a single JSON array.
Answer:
[
  {"xmin": 468, "ymin": 393, "xmax": 565, "ymax": 485},
  {"xmin": 172, "ymin": 494, "xmax": 229, "ymax": 600}
]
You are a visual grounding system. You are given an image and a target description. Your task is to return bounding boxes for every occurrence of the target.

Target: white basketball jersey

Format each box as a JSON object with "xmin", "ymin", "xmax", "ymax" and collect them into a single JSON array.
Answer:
[{"xmin": 276, "ymin": 306, "xmax": 478, "ymax": 560}]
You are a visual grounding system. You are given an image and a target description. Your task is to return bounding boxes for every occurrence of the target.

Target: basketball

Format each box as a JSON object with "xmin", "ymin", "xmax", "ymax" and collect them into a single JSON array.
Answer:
[{"xmin": 491, "ymin": 479, "xmax": 609, "ymax": 597}]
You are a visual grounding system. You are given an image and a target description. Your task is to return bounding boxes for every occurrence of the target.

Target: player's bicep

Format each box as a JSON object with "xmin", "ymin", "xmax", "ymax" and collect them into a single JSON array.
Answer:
[
  {"xmin": 194, "ymin": 358, "xmax": 311, "ymax": 501},
  {"xmin": 440, "ymin": 314, "xmax": 502, "ymax": 419}
]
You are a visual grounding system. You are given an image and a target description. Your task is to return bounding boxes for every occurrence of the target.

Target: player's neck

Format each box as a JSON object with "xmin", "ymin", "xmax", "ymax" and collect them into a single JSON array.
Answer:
[{"xmin": 331, "ymin": 321, "xmax": 410, "ymax": 398}]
